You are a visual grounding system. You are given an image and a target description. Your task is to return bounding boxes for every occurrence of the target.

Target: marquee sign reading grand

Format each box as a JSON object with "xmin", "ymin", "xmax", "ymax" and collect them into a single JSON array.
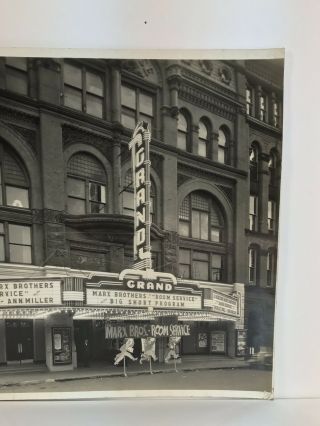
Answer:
[
  {"xmin": 129, "ymin": 121, "xmax": 152, "ymax": 270},
  {"xmin": 0, "ymin": 280, "xmax": 62, "ymax": 306}
]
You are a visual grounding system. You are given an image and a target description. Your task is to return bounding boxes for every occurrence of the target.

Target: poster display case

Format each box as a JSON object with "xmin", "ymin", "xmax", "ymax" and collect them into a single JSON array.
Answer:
[
  {"xmin": 52, "ymin": 327, "xmax": 72, "ymax": 365},
  {"xmin": 210, "ymin": 331, "xmax": 226, "ymax": 354}
]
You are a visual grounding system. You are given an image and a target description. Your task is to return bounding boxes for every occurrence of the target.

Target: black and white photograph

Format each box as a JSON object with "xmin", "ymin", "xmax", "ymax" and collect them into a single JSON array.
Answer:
[{"xmin": 0, "ymin": 55, "xmax": 283, "ymax": 398}]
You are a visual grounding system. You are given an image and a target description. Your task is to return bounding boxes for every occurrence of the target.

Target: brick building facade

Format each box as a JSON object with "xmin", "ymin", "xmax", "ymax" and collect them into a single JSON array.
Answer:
[{"xmin": 0, "ymin": 58, "xmax": 282, "ymax": 369}]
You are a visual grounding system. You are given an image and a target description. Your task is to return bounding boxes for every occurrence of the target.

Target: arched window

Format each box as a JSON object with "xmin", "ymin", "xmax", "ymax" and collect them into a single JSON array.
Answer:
[
  {"xmin": 198, "ymin": 120, "xmax": 209, "ymax": 158},
  {"xmin": 218, "ymin": 128, "xmax": 228, "ymax": 164},
  {"xmin": 0, "ymin": 144, "xmax": 30, "ymax": 209},
  {"xmin": 248, "ymin": 246, "xmax": 259, "ymax": 285},
  {"xmin": 122, "ymin": 168, "xmax": 156, "ymax": 223},
  {"xmin": 177, "ymin": 111, "xmax": 189, "ymax": 151},
  {"xmin": 0, "ymin": 143, "xmax": 32, "ymax": 264},
  {"xmin": 67, "ymin": 152, "xmax": 107, "ymax": 215},
  {"xmin": 178, "ymin": 191, "xmax": 225, "ymax": 242},
  {"xmin": 249, "ymin": 143, "xmax": 259, "ymax": 182}
]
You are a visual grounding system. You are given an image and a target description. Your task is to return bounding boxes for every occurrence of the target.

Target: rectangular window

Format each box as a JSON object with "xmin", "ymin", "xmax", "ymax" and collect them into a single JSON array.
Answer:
[
  {"xmin": 259, "ymin": 94, "xmax": 267, "ymax": 122},
  {"xmin": 273, "ymin": 100, "xmax": 280, "ymax": 128},
  {"xmin": 5, "ymin": 58, "xmax": 28, "ymax": 96},
  {"xmin": 89, "ymin": 182, "xmax": 106, "ymax": 213},
  {"xmin": 64, "ymin": 62, "xmax": 104, "ymax": 118},
  {"xmin": 198, "ymin": 140, "xmax": 207, "ymax": 157},
  {"xmin": 246, "ymin": 87, "xmax": 253, "ymax": 115},
  {"xmin": 218, "ymin": 147, "xmax": 225, "ymax": 164},
  {"xmin": 5, "ymin": 186, "xmax": 29, "ymax": 208},
  {"xmin": 211, "ymin": 254, "xmax": 223, "ymax": 282},
  {"xmin": 8, "ymin": 224, "xmax": 32, "ymax": 264},
  {"xmin": 193, "ymin": 251, "xmax": 209, "ymax": 281},
  {"xmin": 121, "ymin": 84, "xmax": 154, "ymax": 130},
  {"xmin": 191, "ymin": 210, "xmax": 209, "ymax": 240},
  {"xmin": 267, "ymin": 252, "xmax": 274, "ymax": 287},
  {"xmin": 123, "ymin": 191, "xmax": 134, "ymax": 217},
  {"xmin": 249, "ymin": 248, "xmax": 256, "ymax": 285},
  {"xmin": 179, "ymin": 249, "xmax": 191, "ymax": 279},
  {"xmin": 249, "ymin": 195, "xmax": 258, "ymax": 231},
  {"xmin": 268, "ymin": 200, "xmax": 276, "ymax": 232},
  {"xmin": 67, "ymin": 177, "xmax": 86, "ymax": 215}
]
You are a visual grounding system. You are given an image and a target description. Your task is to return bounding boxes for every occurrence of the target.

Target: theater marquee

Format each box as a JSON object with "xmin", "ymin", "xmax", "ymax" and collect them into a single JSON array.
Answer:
[{"xmin": 0, "ymin": 280, "xmax": 62, "ymax": 306}]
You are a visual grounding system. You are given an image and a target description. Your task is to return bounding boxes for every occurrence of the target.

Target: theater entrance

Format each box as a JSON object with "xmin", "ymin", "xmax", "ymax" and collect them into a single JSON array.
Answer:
[{"xmin": 5, "ymin": 320, "xmax": 34, "ymax": 362}]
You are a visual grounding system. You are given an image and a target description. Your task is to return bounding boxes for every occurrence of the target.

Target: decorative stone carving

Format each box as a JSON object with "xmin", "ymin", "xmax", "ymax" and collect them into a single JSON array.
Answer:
[
  {"xmin": 199, "ymin": 60, "xmax": 214, "ymax": 75},
  {"xmin": 163, "ymin": 231, "xmax": 179, "ymax": 275},
  {"xmin": 217, "ymin": 185, "xmax": 233, "ymax": 203},
  {"xmin": 177, "ymin": 174, "xmax": 192, "ymax": 187},
  {"xmin": 5, "ymin": 123, "xmax": 37, "ymax": 156},
  {"xmin": 218, "ymin": 66, "xmax": 232, "ymax": 85},
  {"xmin": 0, "ymin": 106, "xmax": 38, "ymax": 127},
  {"xmin": 121, "ymin": 60, "xmax": 161, "ymax": 85},
  {"xmin": 43, "ymin": 209, "xmax": 64, "ymax": 224},
  {"xmin": 62, "ymin": 125, "xmax": 113, "ymax": 163}
]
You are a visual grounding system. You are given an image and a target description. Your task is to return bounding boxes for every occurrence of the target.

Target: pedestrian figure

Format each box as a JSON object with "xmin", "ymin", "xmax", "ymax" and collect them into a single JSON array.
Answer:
[
  {"xmin": 83, "ymin": 338, "xmax": 90, "ymax": 367},
  {"xmin": 164, "ymin": 337, "xmax": 181, "ymax": 363},
  {"xmin": 114, "ymin": 338, "xmax": 138, "ymax": 366}
]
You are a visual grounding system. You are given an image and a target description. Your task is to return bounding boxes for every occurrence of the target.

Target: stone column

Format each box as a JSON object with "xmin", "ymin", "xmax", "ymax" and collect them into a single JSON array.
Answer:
[
  {"xmin": 162, "ymin": 153, "xmax": 178, "ymax": 231},
  {"xmin": 211, "ymin": 131, "xmax": 219, "ymax": 162},
  {"xmin": 111, "ymin": 65, "xmax": 121, "ymax": 123},
  {"xmin": 36, "ymin": 58, "xmax": 61, "ymax": 105},
  {"xmin": 258, "ymin": 153, "xmax": 270, "ymax": 234},
  {"xmin": 234, "ymin": 179, "xmax": 249, "ymax": 283},
  {"xmin": 191, "ymin": 124, "xmax": 199, "ymax": 155},
  {"xmin": 227, "ymin": 322, "xmax": 236, "ymax": 357}
]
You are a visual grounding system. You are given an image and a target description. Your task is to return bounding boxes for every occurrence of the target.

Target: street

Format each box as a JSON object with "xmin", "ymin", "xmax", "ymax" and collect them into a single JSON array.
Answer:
[{"xmin": 0, "ymin": 368, "xmax": 272, "ymax": 393}]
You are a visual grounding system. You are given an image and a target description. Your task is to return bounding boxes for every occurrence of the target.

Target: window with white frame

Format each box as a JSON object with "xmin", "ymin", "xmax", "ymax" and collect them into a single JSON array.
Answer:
[
  {"xmin": 198, "ymin": 120, "xmax": 209, "ymax": 158},
  {"xmin": 259, "ymin": 93, "xmax": 267, "ymax": 122},
  {"xmin": 0, "ymin": 222, "xmax": 32, "ymax": 264},
  {"xmin": 63, "ymin": 62, "xmax": 104, "ymax": 118},
  {"xmin": 67, "ymin": 153, "xmax": 107, "ymax": 215},
  {"xmin": 246, "ymin": 86, "xmax": 253, "ymax": 116},
  {"xmin": 218, "ymin": 128, "xmax": 228, "ymax": 164},
  {"xmin": 249, "ymin": 195, "xmax": 258, "ymax": 231},
  {"xmin": 268, "ymin": 150, "xmax": 277, "ymax": 186},
  {"xmin": 250, "ymin": 144, "xmax": 259, "ymax": 182},
  {"xmin": 268, "ymin": 200, "xmax": 276, "ymax": 233},
  {"xmin": 248, "ymin": 247, "xmax": 257, "ymax": 285},
  {"xmin": 267, "ymin": 250, "xmax": 275, "ymax": 287},
  {"xmin": 121, "ymin": 84, "xmax": 154, "ymax": 130},
  {"xmin": 273, "ymin": 98, "xmax": 280, "ymax": 128}
]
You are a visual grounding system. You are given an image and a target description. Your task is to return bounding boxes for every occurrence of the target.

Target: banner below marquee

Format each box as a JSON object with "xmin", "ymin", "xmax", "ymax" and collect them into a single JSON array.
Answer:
[{"xmin": 105, "ymin": 322, "xmax": 192, "ymax": 339}]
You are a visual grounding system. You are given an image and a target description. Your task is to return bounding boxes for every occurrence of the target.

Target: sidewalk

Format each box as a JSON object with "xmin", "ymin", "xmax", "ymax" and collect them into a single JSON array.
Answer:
[{"xmin": 0, "ymin": 356, "xmax": 249, "ymax": 388}]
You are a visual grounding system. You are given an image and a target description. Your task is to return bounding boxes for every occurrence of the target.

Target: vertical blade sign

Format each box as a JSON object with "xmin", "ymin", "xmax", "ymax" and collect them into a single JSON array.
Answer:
[{"xmin": 129, "ymin": 121, "xmax": 152, "ymax": 270}]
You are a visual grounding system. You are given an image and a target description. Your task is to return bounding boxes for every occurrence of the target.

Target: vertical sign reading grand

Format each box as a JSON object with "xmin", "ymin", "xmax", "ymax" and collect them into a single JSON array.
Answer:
[{"xmin": 129, "ymin": 121, "xmax": 152, "ymax": 270}]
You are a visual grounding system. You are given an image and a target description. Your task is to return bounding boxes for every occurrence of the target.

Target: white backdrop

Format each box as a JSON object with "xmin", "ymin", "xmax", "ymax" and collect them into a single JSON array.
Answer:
[{"xmin": 0, "ymin": 0, "xmax": 319, "ymax": 423}]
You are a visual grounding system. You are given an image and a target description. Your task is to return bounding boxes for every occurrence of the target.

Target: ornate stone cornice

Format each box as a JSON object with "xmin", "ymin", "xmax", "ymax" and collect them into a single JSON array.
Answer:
[{"xmin": 179, "ymin": 82, "xmax": 238, "ymax": 121}]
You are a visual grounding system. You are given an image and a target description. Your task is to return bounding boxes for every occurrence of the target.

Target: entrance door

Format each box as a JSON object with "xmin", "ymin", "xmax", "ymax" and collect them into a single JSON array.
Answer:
[
  {"xmin": 74, "ymin": 320, "xmax": 93, "ymax": 366},
  {"xmin": 6, "ymin": 320, "xmax": 34, "ymax": 361}
]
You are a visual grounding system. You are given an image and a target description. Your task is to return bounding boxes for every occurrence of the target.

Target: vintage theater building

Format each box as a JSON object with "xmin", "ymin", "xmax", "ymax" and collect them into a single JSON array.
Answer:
[{"xmin": 0, "ymin": 57, "xmax": 282, "ymax": 370}]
